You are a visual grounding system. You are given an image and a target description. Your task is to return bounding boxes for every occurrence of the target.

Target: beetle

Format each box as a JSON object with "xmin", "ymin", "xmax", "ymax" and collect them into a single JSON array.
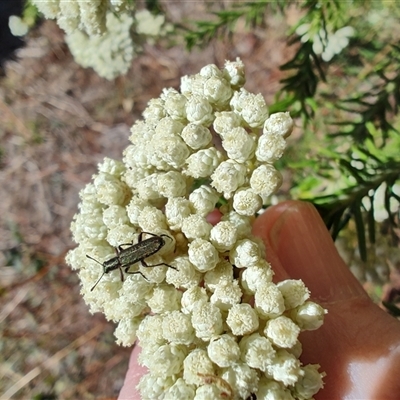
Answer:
[{"xmin": 87, "ymin": 232, "xmax": 176, "ymax": 291}]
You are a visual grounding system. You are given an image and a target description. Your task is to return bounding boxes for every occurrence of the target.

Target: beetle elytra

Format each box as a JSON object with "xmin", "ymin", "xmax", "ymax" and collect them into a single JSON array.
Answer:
[{"xmin": 87, "ymin": 232, "xmax": 176, "ymax": 291}]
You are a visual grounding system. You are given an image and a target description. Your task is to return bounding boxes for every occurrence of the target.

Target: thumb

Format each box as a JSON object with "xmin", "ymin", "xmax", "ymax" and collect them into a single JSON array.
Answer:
[
  {"xmin": 253, "ymin": 200, "xmax": 400, "ymax": 400},
  {"xmin": 252, "ymin": 200, "xmax": 367, "ymax": 301}
]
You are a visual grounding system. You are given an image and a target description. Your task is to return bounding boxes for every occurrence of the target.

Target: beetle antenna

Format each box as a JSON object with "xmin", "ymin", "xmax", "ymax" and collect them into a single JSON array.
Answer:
[
  {"xmin": 90, "ymin": 272, "xmax": 105, "ymax": 291},
  {"xmin": 86, "ymin": 254, "xmax": 103, "ymax": 265},
  {"xmin": 86, "ymin": 254, "xmax": 106, "ymax": 291}
]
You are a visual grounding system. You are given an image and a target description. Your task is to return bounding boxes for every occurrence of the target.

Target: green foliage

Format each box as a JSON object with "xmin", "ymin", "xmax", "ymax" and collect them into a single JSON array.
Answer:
[
  {"xmin": 184, "ymin": 1, "xmax": 287, "ymax": 50},
  {"xmin": 182, "ymin": 1, "xmax": 400, "ymax": 266},
  {"xmin": 23, "ymin": 0, "xmax": 41, "ymax": 27},
  {"xmin": 283, "ymin": 2, "xmax": 400, "ymax": 262},
  {"xmin": 292, "ymin": 134, "xmax": 400, "ymax": 261},
  {"xmin": 382, "ymin": 300, "xmax": 400, "ymax": 317}
]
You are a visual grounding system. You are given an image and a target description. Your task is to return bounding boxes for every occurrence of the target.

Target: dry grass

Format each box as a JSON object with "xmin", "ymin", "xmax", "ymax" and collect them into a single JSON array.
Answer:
[{"xmin": 0, "ymin": 8, "xmax": 293, "ymax": 399}]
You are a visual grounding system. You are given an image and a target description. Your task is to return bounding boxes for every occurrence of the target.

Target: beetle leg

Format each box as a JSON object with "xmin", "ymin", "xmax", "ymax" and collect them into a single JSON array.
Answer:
[
  {"xmin": 140, "ymin": 259, "xmax": 177, "ymax": 270},
  {"xmin": 117, "ymin": 242, "xmax": 134, "ymax": 251},
  {"xmin": 123, "ymin": 266, "xmax": 150, "ymax": 281},
  {"xmin": 139, "ymin": 231, "xmax": 159, "ymax": 242},
  {"xmin": 119, "ymin": 265, "xmax": 125, "ymax": 282}
]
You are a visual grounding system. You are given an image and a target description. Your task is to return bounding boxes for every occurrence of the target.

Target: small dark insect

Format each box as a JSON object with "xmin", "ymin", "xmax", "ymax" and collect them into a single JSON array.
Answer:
[{"xmin": 87, "ymin": 232, "xmax": 176, "ymax": 291}]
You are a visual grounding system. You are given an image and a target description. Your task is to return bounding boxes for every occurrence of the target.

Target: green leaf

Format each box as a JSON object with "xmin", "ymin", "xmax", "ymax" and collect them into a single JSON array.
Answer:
[{"xmin": 353, "ymin": 202, "xmax": 367, "ymax": 262}]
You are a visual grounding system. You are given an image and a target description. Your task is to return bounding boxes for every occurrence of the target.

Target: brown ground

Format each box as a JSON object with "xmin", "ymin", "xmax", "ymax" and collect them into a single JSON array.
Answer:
[{"xmin": 0, "ymin": 6, "xmax": 295, "ymax": 399}]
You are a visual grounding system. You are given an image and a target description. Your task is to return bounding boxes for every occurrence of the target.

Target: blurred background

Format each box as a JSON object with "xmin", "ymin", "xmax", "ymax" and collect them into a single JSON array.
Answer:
[{"xmin": 1, "ymin": 1, "xmax": 399, "ymax": 398}]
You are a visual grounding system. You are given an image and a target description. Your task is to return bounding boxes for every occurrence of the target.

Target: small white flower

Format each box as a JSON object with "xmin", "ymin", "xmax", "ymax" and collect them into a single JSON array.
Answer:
[
  {"xmin": 124, "ymin": 144, "xmax": 151, "ymax": 170},
  {"xmin": 120, "ymin": 273, "xmax": 153, "ymax": 304},
  {"xmin": 266, "ymin": 349, "xmax": 302, "ymax": 386},
  {"xmin": 167, "ymin": 256, "xmax": 202, "ymax": 289},
  {"xmin": 180, "ymin": 74, "xmax": 206, "ymax": 97},
  {"xmin": 213, "ymin": 111, "xmax": 242, "ymax": 136},
  {"xmin": 136, "ymin": 314, "xmax": 165, "ymax": 346},
  {"xmin": 209, "ymin": 221, "xmax": 238, "ymax": 251},
  {"xmin": 186, "ymin": 96, "xmax": 214, "ymax": 126},
  {"xmin": 157, "ymin": 171, "xmax": 187, "ymax": 198},
  {"xmin": 137, "ymin": 374, "xmax": 175, "ymax": 400},
  {"xmin": 256, "ymin": 133, "xmax": 287, "ymax": 162},
  {"xmin": 191, "ymin": 302, "xmax": 224, "ymax": 341},
  {"xmin": 240, "ymin": 333, "xmax": 276, "ymax": 372},
  {"xmin": 194, "ymin": 384, "xmax": 227, "ymax": 400},
  {"xmin": 188, "ymin": 239, "xmax": 219, "ymax": 272},
  {"xmin": 189, "ymin": 186, "xmax": 220, "ymax": 216},
  {"xmin": 207, "ymin": 334, "xmax": 241, "ymax": 367},
  {"xmin": 102, "ymin": 205, "xmax": 130, "ymax": 229},
  {"xmin": 200, "ymin": 63, "xmax": 224, "ymax": 79},
  {"xmin": 147, "ymin": 343, "xmax": 187, "ymax": 375},
  {"xmin": 233, "ymin": 187, "xmax": 263, "ymax": 216},
  {"xmin": 277, "ymin": 279, "xmax": 310, "ymax": 309},
  {"xmin": 294, "ymin": 364, "xmax": 325, "ymax": 399},
  {"xmin": 250, "ymin": 164, "xmax": 283, "ymax": 199},
  {"xmin": 153, "ymin": 136, "xmax": 190, "ymax": 169},
  {"xmin": 106, "ymin": 225, "xmax": 137, "ymax": 247},
  {"xmin": 264, "ymin": 316, "xmax": 301, "ymax": 349},
  {"xmin": 211, "ymin": 160, "xmax": 247, "ymax": 198},
  {"xmin": 115, "ymin": 317, "xmax": 141, "ymax": 347},
  {"xmin": 147, "ymin": 284, "xmax": 183, "ymax": 313},
  {"xmin": 162, "ymin": 311, "xmax": 195, "ymax": 345},
  {"xmin": 221, "ymin": 211, "xmax": 252, "ymax": 239},
  {"xmin": 203, "ymin": 76, "xmax": 233, "ymax": 107},
  {"xmin": 204, "ymin": 260, "xmax": 234, "ymax": 292},
  {"xmin": 137, "ymin": 205, "xmax": 168, "ymax": 231},
  {"xmin": 230, "ymin": 238, "xmax": 261, "ymax": 269},
  {"xmin": 181, "ymin": 214, "xmax": 212, "ymax": 240},
  {"xmin": 256, "ymin": 378, "xmax": 295, "ymax": 400},
  {"xmin": 164, "ymin": 378, "xmax": 196, "ymax": 400},
  {"xmin": 223, "ymin": 58, "xmax": 246, "ymax": 87},
  {"xmin": 226, "ymin": 303, "xmax": 259, "ymax": 336},
  {"xmin": 230, "ymin": 89, "xmax": 269, "ymax": 128},
  {"xmin": 220, "ymin": 363, "xmax": 259, "ymax": 400},
  {"xmin": 210, "ymin": 279, "xmax": 242, "ymax": 311},
  {"xmin": 290, "ymin": 301, "xmax": 327, "ymax": 331},
  {"xmin": 263, "ymin": 112, "xmax": 294, "ymax": 138},
  {"xmin": 181, "ymin": 123, "xmax": 212, "ymax": 150},
  {"xmin": 136, "ymin": 174, "xmax": 160, "ymax": 200},
  {"xmin": 142, "ymin": 100, "xmax": 166, "ymax": 126},
  {"xmin": 254, "ymin": 282, "xmax": 285, "ymax": 319},
  {"xmin": 126, "ymin": 196, "xmax": 150, "ymax": 225},
  {"xmin": 139, "ymin": 255, "xmax": 169, "ymax": 283},
  {"xmin": 155, "ymin": 115, "xmax": 184, "ymax": 136},
  {"xmin": 222, "ymin": 127, "xmax": 256, "ymax": 163},
  {"xmin": 135, "ymin": 9, "xmax": 166, "ymax": 37},
  {"xmin": 94, "ymin": 173, "xmax": 130, "ymax": 206},
  {"xmin": 183, "ymin": 349, "xmax": 215, "ymax": 385},
  {"xmin": 165, "ymin": 197, "xmax": 192, "ymax": 230},
  {"xmin": 241, "ymin": 260, "xmax": 274, "ymax": 294},
  {"xmin": 185, "ymin": 148, "xmax": 223, "ymax": 179},
  {"xmin": 181, "ymin": 286, "xmax": 208, "ymax": 314}
]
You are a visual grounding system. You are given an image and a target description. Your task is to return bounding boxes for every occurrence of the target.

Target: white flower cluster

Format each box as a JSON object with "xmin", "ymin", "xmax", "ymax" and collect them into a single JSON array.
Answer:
[
  {"xmin": 66, "ymin": 59, "xmax": 326, "ymax": 399},
  {"xmin": 296, "ymin": 24, "xmax": 355, "ymax": 62},
  {"xmin": 32, "ymin": 0, "xmax": 132, "ymax": 36},
  {"xmin": 33, "ymin": 1, "xmax": 171, "ymax": 79},
  {"xmin": 65, "ymin": 12, "xmax": 136, "ymax": 80}
]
